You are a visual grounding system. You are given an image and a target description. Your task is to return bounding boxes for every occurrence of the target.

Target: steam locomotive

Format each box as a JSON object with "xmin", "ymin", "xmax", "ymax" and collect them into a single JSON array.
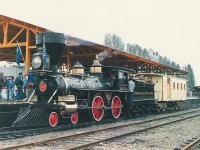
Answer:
[
  {"xmin": 26, "ymin": 32, "xmax": 155, "ymax": 127},
  {"xmin": 0, "ymin": 32, "xmax": 187, "ymax": 128}
]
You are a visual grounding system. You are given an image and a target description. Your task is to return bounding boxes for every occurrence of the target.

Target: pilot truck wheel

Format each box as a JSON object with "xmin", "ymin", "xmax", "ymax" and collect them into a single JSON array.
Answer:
[
  {"xmin": 49, "ymin": 112, "xmax": 58, "ymax": 127},
  {"xmin": 71, "ymin": 112, "xmax": 79, "ymax": 124}
]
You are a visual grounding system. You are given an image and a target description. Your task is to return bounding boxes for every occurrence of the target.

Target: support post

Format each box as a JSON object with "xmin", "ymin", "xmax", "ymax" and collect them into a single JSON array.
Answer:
[
  {"xmin": 67, "ymin": 47, "xmax": 71, "ymax": 72},
  {"xmin": 3, "ymin": 21, "xmax": 8, "ymax": 47},
  {"xmin": 25, "ymin": 29, "xmax": 31, "ymax": 74}
]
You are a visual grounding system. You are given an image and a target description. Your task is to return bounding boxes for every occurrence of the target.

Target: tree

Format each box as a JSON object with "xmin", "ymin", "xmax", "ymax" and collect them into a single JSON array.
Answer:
[
  {"xmin": 104, "ymin": 33, "xmax": 112, "ymax": 48},
  {"xmin": 135, "ymin": 44, "xmax": 142, "ymax": 56},
  {"xmin": 143, "ymin": 48, "xmax": 149, "ymax": 59},
  {"xmin": 126, "ymin": 43, "xmax": 132, "ymax": 53},
  {"xmin": 184, "ymin": 64, "xmax": 195, "ymax": 91},
  {"xmin": 112, "ymin": 34, "xmax": 124, "ymax": 51},
  {"xmin": 103, "ymin": 33, "xmax": 196, "ymax": 87},
  {"xmin": 104, "ymin": 33, "xmax": 125, "ymax": 51}
]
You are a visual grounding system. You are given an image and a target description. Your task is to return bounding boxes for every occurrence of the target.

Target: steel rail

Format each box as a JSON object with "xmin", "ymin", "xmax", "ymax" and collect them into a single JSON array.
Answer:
[
  {"xmin": 179, "ymin": 137, "xmax": 200, "ymax": 150},
  {"xmin": 65, "ymin": 113, "xmax": 200, "ymax": 150},
  {"xmin": 0, "ymin": 108, "xmax": 199, "ymax": 138},
  {"xmin": 1, "ymin": 109, "xmax": 200, "ymax": 150}
]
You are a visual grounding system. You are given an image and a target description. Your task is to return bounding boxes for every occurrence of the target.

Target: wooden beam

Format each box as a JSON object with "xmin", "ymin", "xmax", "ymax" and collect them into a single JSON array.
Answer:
[
  {"xmin": 67, "ymin": 55, "xmax": 70, "ymax": 71},
  {"xmin": 104, "ymin": 59, "xmax": 137, "ymax": 63},
  {"xmin": 0, "ymin": 42, "xmax": 26, "ymax": 48},
  {"xmin": 9, "ymin": 21, "xmax": 45, "ymax": 33},
  {"xmin": 28, "ymin": 45, "xmax": 37, "ymax": 49},
  {"xmin": 62, "ymin": 53, "xmax": 96, "ymax": 58},
  {"xmin": 8, "ymin": 27, "xmax": 25, "ymax": 44},
  {"xmin": 0, "ymin": 15, "xmax": 46, "ymax": 33},
  {"xmin": 3, "ymin": 21, "xmax": 8, "ymax": 47},
  {"xmin": 78, "ymin": 47, "xmax": 87, "ymax": 54},
  {"xmin": 0, "ymin": 44, "xmax": 36, "ymax": 49},
  {"xmin": 0, "ymin": 21, "xmax": 4, "ymax": 26},
  {"xmin": 66, "ymin": 47, "xmax": 71, "ymax": 71},
  {"xmin": 30, "ymin": 29, "xmax": 37, "ymax": 35},
  {"xmin": 25, "ymin": 29, "xmax": 31, "ymax": 74}
]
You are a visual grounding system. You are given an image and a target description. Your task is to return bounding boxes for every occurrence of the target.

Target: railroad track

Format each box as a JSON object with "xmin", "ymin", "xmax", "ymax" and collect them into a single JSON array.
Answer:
[
  {"xmin": 0, "ymin": 107, "xmax": 182, "ymax": 141},
  {"xmin": 0, "ymin": 108, "xmax": 191, "ymax": 141},
  {"xmin": 175, "ymin": 137, "xmax": 200, "ymax": 150},
  {"xmin": 1, "ymin": 108, "xmax": 200, "ymax": 150},
  {"xmin": 0, "ymin": 116, "xmax": 121, "ymax": 141}
]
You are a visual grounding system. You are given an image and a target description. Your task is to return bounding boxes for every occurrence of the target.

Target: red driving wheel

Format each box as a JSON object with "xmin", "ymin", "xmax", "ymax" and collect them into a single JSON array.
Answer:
[
  {"xmin": 111, "ymin": 96, "xmax": 122, "ymax": 119},
  {"xmin": 49, "ymin": 112, "xmax": 58, "ymax": 127},
  {"xmin": 71, "ymin": 112, "xmax": 78, "ymax": 124},
  {"xmin": 92, "ymin": 95, "xmax": 105, "ymax": 121}
]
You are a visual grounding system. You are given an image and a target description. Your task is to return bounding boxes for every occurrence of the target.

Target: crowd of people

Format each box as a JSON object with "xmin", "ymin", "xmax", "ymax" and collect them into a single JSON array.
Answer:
[{"xmin": 2, "ymin": 72, "xmax": 29, "ymax": 101}]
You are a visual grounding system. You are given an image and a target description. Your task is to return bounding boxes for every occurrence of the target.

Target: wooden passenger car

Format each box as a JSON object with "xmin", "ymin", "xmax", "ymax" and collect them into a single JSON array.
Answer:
[{"xmin": 135, "ymin": 73, "xmax": 187, "ymax": 110}]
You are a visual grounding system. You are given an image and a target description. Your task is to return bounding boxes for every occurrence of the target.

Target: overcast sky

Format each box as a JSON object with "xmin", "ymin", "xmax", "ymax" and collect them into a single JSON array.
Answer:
[{"xmin": 1, "ymin": 0, "xmax": 200, "ymax": 84}]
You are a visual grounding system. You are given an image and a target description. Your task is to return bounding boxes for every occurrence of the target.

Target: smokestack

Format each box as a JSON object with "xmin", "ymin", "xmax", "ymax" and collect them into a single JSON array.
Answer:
[{"xmin": 36, "ymin": 32, "xmax": 66, "ymax": 72}]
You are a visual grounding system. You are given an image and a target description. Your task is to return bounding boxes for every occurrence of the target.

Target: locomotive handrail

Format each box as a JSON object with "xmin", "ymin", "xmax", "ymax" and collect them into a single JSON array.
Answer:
[
  {"xmin": 78, "ymin": 89, "xmax": 129, "ymax": 92},
  {"xmin": 27, "ymin": 88, "xmax": 36, "ymax": 103},
  {"xmin": 47, "ymin": 86, "xmax": 59, "ymax": 103},
  {"xmin": 81, "ymin": 106, "xmax": 123, "ymax": 110}
]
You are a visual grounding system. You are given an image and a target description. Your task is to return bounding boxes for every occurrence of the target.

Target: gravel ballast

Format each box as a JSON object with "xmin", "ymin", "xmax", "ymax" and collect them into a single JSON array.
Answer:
[{"xmin": 90, "ymin": 116, "xmax": 200, "ymax": 150}]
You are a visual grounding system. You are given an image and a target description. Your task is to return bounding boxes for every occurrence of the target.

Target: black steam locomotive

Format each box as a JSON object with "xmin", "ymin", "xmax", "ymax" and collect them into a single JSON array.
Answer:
[{"xmin": 0, "ymin": 32, "xmax": 155, "ymax": 128}]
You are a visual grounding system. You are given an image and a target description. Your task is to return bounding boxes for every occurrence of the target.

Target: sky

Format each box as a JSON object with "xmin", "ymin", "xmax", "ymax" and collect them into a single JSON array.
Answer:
[{"xmin": 0, "ymin": 0, "xmax": 200, "ymax": 84}]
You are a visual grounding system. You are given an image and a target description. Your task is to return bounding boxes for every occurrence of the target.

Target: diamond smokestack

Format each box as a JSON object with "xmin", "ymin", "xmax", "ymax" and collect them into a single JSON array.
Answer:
[{"xmin": 36, "ymin": 32, "xmax": 66, "ymax": 72}]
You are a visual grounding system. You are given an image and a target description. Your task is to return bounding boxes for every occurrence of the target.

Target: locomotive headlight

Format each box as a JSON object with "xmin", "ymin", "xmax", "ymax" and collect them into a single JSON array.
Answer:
[{"xmin": 32, "ymin": 56, "xmax": 42, "ymax": 69}]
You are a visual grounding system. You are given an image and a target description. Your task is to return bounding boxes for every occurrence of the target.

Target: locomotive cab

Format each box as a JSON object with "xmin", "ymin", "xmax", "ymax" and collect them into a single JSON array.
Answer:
[{"xmin": 102, "ymin": 66, "xmax": 130, "ymax": 90}]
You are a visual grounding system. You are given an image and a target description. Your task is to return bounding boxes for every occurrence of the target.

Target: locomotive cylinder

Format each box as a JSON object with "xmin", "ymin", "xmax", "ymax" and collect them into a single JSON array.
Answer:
[{"xmin": 58, "ymin": 102, "xmax": 78, "ymax": 114}]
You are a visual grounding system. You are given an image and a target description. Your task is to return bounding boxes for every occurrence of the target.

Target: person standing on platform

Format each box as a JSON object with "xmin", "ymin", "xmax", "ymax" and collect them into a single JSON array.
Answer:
[
  {"xmin": 27, "ymin": 73, "xmax": 35, "ymax": 98},
  {"xmin": 9, "ymin": 77, "xmax": 15, "ymax": 100},
  {"xmin": 22, "ymin": 74, "xmax": 28, "ymax": 100},
  {"xmin": 6, "ymin": 77, "xmax": 11, "ymax": 100},
  {"xmin": 128, "ymin": 76, "xmax": 135, "ymax": 107},
  {"xmin": 0, "ymin": 72, "xmax": 4, "ymax": 99},
  {"xmin": 15, "ymin": 72, "xmax": 23, "ymax": 101}
]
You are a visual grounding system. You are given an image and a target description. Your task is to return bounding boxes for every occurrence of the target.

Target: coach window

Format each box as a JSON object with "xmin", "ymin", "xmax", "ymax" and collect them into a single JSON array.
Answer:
[
  {"xmin": 177, "ymin": 83, "xmax": 179, "ymax": 90},
  {"xmin": 184, "ymin": 84, "xmax": 185, "ymax": 90},
  {"xmin": 173, "ymin": 82, "xmax": 175, "ymax": 90},
  {"xmin": 181, "ymin": 83, "xmax": 182, "ymax": 90}
]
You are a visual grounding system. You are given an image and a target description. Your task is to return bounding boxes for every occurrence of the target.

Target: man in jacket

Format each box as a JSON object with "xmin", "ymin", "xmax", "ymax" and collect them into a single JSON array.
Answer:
[
  {"xmin": 15, "ymin": 72, "xmax": 23, "ymax": 101},
  {"xmin": 128, "ymin": 76, "xmax": 135, "ymax": 107},
  {"xmin": 22, "ymin": 74, "xmax": 28, "ymax": 100}
]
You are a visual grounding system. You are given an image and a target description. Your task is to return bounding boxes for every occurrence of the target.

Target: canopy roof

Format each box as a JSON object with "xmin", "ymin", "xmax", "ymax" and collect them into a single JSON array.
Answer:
[
  {"xmin": 0, "ymin": 14, "xmax": 187, "ymax": 75},
  {"xmin": 65, "ymin": 36, "xmax": 187, "ymax": 75}
]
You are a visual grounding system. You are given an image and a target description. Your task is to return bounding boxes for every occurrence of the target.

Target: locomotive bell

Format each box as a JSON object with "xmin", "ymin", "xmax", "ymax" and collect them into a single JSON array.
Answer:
[{"xmin": 90, "ymin": 55, "xmax": 103, "ymax": 74}]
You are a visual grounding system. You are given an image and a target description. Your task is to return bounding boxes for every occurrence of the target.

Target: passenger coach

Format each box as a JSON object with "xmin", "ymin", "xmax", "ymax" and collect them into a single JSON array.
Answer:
[{"xmin": 135, "ymin": 73, "xmax": 187, "ymax": 111}]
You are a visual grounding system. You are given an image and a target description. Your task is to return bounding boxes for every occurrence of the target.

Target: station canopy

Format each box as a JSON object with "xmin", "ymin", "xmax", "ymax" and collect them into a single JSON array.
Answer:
[{"xmin": 0, "ymin": 14, "xmax": 187, "ymax": 75}]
